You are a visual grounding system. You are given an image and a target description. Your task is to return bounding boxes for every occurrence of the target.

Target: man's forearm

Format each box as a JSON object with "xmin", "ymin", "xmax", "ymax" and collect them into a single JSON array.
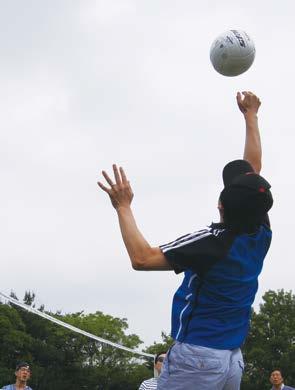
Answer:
[
  {"xmin": 98, "ymin": 164, "xmax": 171, "ymax": 271},
  {"xmin": 116, "ymin": 206, "xmax": 152, "ymax": 269},
  {"xmin": 116, "ymin": 206, "xmax": 171, "ymax": 270},
  {"xmin": 243, "ymin": 113, "xmax": 262, "ymax": 173}
]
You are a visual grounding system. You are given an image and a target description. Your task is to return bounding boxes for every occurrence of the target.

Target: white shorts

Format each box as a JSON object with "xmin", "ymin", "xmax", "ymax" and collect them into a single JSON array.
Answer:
[{"xmin": 157, "ymin": 342, "xmax": 244, "ymax": 390}]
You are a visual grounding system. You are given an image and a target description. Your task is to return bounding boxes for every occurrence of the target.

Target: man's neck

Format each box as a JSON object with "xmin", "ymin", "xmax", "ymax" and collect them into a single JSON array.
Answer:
[
  {"xmin": 273, "ymin": 384, "xmax": 284, "ymax": 390},
  {"xmin": 15, "ymin": 380, "xmax": 27, "ymax": 389}
]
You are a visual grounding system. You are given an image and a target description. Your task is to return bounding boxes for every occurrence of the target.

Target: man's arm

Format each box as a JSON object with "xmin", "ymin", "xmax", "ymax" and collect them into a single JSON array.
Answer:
[
  {"xmin": 98, "ymin": 165, "xmax": 173, "ymax": 271},
  {"xmin": 237, "ymin": 91, "xmax": 262, "ymax": 173}
]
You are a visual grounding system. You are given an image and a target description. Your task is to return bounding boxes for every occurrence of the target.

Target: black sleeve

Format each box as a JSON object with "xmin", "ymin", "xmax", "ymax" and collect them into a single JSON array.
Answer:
[{"xmin": 160, "ymin": 229, "xmax": 234, "ymax": 276}]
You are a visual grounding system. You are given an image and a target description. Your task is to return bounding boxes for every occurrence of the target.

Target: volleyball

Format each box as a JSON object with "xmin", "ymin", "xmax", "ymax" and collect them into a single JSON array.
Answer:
[{"xmin": 210, "ymin": 30, "xmax": 256, "ymax": 77}]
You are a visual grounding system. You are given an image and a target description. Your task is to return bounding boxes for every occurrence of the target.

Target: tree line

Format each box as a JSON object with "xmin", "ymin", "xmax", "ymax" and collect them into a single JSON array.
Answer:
[{"xmin": 0, "ymin": 289, "xmax": 294, "ymax": 389}]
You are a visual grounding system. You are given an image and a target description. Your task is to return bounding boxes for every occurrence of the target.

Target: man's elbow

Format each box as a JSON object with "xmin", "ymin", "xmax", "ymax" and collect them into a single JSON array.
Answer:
[
  {"xmin": 132, "ymin": 262, "xmax": 145, "ymax": 271},
  {"xmin": 129, "ymin": 247, "xmax": 168, "ymax": 271},
  {"xmin": 131, "ymin": 256, "xmax": 148, "ymax": 270},
  {"xmin": 130, "ymin": 249, "xmax": 156, "ymax": 270}
]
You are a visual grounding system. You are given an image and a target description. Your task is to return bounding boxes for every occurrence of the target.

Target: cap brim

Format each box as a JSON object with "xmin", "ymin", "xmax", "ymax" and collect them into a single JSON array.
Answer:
[{"xmin": 223, "ymin": 159, "xmax": 254, "ymax": 187}]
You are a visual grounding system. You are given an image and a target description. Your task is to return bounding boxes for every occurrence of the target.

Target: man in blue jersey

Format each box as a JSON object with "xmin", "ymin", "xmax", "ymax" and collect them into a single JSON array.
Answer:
[
  {"xmin": 2, "ymin": 362, "xmax": 33, "ymax": 390},
  {"xmin": 98, "ymin": 91, "xmax": 273, "ymax": 390}
]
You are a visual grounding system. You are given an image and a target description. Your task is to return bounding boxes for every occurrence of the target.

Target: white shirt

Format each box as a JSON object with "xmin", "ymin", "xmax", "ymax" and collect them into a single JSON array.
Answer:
[{"xmin": 138, "ymin": 377, "xmax": 158, "ymax": 390}]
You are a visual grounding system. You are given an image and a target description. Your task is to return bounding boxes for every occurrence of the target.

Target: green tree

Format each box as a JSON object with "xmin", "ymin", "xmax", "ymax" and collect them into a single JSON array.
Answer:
[
  {"xmin": 0, "ymin": 301, "xmax": 35, "ymax": 384},
  {"xmin": 59, "ymin": 311, "xmax": 150, "ymax": 389},
  {"xmin": 242, "ymin": 289, "xmax": 295, "ymax": 390},
  {"xmin": 0, "ymin": 292, "xmax": 152, "ymax": 389},
  {"xmin": 144, "ymin": 331, "xmax": 173, "ymax": 358}
]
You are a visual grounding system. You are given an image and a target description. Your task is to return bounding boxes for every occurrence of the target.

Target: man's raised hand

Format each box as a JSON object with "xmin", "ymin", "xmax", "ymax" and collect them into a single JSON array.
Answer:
[
  {"xmin": 237, "ymin": 91, "xmax": 261, "ymax": 116},
  {"xmin": 98, "ymin": 164, "xmax": 134, "ymax": 210}
]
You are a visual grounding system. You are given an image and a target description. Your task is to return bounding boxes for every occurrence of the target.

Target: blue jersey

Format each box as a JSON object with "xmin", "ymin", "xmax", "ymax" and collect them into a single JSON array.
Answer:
[{"xmin": 160, "ymin": 222, "xmax": 272, "ymax": 350}]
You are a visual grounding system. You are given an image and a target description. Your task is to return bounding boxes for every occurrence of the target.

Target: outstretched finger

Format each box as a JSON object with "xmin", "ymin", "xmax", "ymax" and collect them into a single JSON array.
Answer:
[
  {"xmin": 237, "ymin": 92, "xmax": 247, "ymax": 113},
  {"xmin": 113, "ymin": 164, "xmax": 122, "ymax": 185},
  {"xmin": 120, "ymin": 166, "xmax": 128, "ymax": 184},
  {"xmin": 97, "ymin": 181, "xmax": 111, "ymax": 193},
  {"xmin": 102, "ymin": 170, "xmax": 115, "ymax": 187},
  {"xmin": 236, "ymin": 92, "xmax": 242, "ymax": 103}
]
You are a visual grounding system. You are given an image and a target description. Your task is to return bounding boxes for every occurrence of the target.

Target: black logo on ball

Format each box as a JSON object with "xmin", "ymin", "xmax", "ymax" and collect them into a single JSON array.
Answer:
[{"xmin": 231, "ymin": 30, "xmax": 246, "ymax": 47}]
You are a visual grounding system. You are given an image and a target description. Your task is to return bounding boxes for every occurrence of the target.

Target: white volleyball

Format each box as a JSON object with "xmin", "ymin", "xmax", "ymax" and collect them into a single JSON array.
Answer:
[{"xmin": 210, "ymin": 30, "xmax": 256, "ymax": 77}]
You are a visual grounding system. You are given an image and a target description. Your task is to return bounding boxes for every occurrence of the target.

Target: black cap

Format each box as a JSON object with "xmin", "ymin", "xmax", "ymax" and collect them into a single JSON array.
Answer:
[
  {"xmin": 222, "ymin": 159, "xmax": 254, "ymax": 186},
  {"xmin": 220, "ymin": 160, "xmax": 273, "ymax": 230},
  {"xmin": 15, "ymin": 362, "xmax": 30, "ymax": 371}
]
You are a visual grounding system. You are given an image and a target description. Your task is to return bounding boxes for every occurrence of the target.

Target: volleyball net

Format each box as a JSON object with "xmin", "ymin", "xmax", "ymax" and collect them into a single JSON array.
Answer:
[{"xmin": 0, "ymin": 291, "xmax": 154, "ymax": 359}]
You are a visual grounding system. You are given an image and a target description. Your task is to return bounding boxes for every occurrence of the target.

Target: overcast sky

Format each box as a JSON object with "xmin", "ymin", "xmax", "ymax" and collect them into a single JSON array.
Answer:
[{"xmin": 1, "ymin": 0, "xmax": 294, "ymax": 348}]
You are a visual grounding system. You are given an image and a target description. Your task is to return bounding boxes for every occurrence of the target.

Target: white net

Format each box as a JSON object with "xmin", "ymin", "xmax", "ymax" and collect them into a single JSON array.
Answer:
[{"xmin": 0, "ymin": 291, "xmax": 154, "ymax": 359}]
